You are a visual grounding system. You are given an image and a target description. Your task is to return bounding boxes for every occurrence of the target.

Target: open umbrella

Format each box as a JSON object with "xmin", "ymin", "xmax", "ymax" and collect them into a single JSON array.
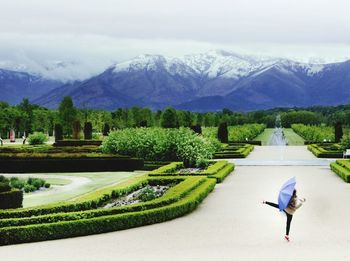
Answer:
[{"xmin": 278, "ymin": 177, "xmax": 296, "ymax": 211}]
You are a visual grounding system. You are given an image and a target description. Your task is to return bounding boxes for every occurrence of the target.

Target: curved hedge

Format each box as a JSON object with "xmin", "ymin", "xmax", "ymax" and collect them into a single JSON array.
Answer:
[
  {"xmin": 0, "ymin": 161, "xmax": 234, "ymax": 245},
  {"xmin": 0, "ymin": 178, "xmax": 215, "ymax": 245}
]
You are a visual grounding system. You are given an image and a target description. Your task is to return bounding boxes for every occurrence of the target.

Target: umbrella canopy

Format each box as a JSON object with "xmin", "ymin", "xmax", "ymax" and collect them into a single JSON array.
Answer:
[{"xmin": 278, "ymin": 177, "xmax": 296, "ymax": 211}]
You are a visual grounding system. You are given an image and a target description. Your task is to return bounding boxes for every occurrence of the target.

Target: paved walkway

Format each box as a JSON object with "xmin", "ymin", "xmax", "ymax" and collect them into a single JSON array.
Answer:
[{"xmin": 1, "ymin": 146, "xmax": 349, "ymax": 261}]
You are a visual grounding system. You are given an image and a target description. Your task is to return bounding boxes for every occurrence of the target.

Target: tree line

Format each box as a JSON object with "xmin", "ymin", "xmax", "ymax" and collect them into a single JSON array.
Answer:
[{"xmin": 0, "ymin": 96, "xmax": 349, "ymax": 138}]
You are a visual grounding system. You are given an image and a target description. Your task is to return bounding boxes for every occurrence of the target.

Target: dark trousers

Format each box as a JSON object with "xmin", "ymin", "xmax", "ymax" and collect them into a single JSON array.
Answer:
[{"xmin": 265, "ymin": 201, "xmax": 293, "ymax": 236}]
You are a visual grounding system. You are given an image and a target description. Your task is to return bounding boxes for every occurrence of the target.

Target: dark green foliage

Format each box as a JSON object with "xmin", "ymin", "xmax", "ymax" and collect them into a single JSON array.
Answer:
[
  {"xmin": 72, "ymin": 120, "xmax": 81, "ymax": 140},
  {"xmin": 0, "ymin": 182, "xmax": 11, "ymax": 193},
  {"xmin": 58, "ymin": 96, "xmax": 77, "ymax": 137},
  {"xmin": 330, "ymin": 160, "xmax": 350, "ymax": 183},
  {"xmin": 84, "ymin": 122, "xmax": 93, "ymax": 140},
  {"xmin": 0, "ymin": 189, "xmax": 23, "ymax": 209},
  {"xmin": 44, "ymin": 183, "xmax": 51, "ymax": 188},
  {"xmin": 54, "ymin": 140, "xmax": 102, "ymax": 146},
  {"xmin": 217, "ymin": 122, "xmax": 228, "ymax": 143},
  {"xmin": 334, "ymin": 121, "xmax": 343, "ymax": 143},
  {"xmin": 0, "ymin": 157, "xmax": 143, "ymax": 173},
  {"xmin": 190, "ymin": 124, "xmax": 202, "ymax": 134},
  {"xmin": 54, "ymin": 124, "xmax": 63, "ymax": 141},
  {"xmin": 160, "ymin": 107, "xmax": 179, "ymax": 128},
  {"xmin": 102, "ymin": 123, "xmax": 110, "ymax": 136}
]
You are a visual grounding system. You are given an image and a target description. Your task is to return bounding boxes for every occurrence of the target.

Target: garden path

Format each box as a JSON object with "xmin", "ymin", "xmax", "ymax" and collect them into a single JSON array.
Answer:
[{"xmin": 1, "ymin": 146, "xmax": 349, "ymax": 261}]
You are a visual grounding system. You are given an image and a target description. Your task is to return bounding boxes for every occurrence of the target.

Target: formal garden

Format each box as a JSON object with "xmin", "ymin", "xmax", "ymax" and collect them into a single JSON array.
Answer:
[{"xmin": 0, "ymin": 98, "xmax": 350, "ymax": 246}]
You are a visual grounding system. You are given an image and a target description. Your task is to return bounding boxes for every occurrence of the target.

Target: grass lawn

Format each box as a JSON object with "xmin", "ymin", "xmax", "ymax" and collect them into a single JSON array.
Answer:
[
  {"xmin": 284, "ymin": 128, "xmax": 305, "ymax": 145},
  {"xmin": 254, "ymin": 128, "xmax": 274, "ymax": 145},
  {"xmin": 22, "ymin": 171, "xmax": 146, "ymax": 207},
  {"xmin": 254, "ymin": 128, "xmax": 304, "ymax": 146}
]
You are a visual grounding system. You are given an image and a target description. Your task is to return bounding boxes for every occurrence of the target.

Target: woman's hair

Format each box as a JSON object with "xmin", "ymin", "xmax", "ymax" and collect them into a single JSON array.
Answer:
[{"xmin": 288, "ymin": 189, "xmax": 297, "ymax": 207}]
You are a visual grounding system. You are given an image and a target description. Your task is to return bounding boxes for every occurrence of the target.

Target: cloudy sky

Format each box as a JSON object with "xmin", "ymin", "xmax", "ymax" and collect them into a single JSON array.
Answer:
[{"xmin": 1, "ymin": 0, "xmax": 350, "ymax": 79}]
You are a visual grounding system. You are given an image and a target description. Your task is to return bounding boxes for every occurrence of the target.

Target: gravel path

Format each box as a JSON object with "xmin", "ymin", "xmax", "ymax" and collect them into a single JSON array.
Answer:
[{"xmin": 1, "ymin": 146, "xmax": 349, "ymax": 261}]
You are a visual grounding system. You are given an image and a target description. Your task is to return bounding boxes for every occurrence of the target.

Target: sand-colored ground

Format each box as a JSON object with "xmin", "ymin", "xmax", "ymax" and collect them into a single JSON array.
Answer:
[{"xmin": 1, "ymin": 146, "xmax": 349, "ymax": 261}]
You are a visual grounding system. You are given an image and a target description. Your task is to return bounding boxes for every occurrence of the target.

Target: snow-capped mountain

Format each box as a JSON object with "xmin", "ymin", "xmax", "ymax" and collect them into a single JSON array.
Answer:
[
  {"xmin": 2, "ymin": 50, "xmax": 350, "ymax": 110},
  {"xmin": 0, "ymin": 68, "xmax": 63, "ymax": 104}
]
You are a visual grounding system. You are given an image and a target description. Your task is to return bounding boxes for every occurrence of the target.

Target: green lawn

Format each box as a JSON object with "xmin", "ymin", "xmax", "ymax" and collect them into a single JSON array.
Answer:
[
  {"xmin": 254, "ymin": 128, "xmax": 274, "ymax": 145},
  {"xmin": 284, "ymin": 128, "xmax": 305, "ymax": 145},
  {"xmin": 23, "ymin": 171, "xmax": 146, "ymax": 207},
  {"xmin": 254, "ymin": 128, "xmax": 304, "ymax": 146}
]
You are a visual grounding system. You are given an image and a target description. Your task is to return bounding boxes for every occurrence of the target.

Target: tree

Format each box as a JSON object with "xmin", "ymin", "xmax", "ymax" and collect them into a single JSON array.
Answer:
[
  {"xmin": 102, "ymin": 123, "xmax": 110, "ymax": 136},
  {"xmin": 58, "ymin": 96, "xmax": 77, "ymax": 137},
  {"xmin": 218, "ymin": 122, "xmax": 228, "ymax": 143},
  {"xmin": 160, "ymin": 107, "xmax": 179, "ymax": 128},
  {"xmin": 84, "ymin": 122, "xmax": 93, "ymax": 140},
  {"xmin": 334, "ymin": 121, "xmax": 343, "ymax": 143},
  {"xmin": 54, "ymin": 124, "xmax": 63, "ymax": 141},
  {"xmin": 72, "ymin": 120, "xmax": 81, "ymax": 139}
]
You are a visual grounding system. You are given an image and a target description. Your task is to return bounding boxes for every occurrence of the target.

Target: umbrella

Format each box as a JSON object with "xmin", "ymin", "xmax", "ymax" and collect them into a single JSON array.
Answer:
[{"xmin": 278, "ymin": 177, "xmax": 296, "ymax": 211}]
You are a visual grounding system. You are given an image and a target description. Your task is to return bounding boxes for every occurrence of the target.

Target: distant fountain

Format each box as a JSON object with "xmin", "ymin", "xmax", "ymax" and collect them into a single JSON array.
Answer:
[{"xmin": 268, "ymin": 115, "xmax": 288, "ymax": 146}]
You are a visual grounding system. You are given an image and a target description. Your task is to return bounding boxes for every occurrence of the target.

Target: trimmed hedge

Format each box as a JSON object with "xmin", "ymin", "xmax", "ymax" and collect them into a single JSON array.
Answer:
[
  {"xmin": 330, "ymin": 160, "xmax": 350, "ymax": 183},
  {"xmin": 53, "ymin": 140, "xmax": 102, "ymax": 147},
  {"xmin": 0, "ymin": 157, "xmax": 143, "ymax": 173},
  {"xmin": 148, "ymin": 161, "xmax": 235, "ymax": 183},
  {"xmin": 214, "ymin": 144, "xmax": 254, "ymax": 158},
  {"xmin": 0, "ymin": 190, "xmax": 23, "ymax": 209},
  {"xmin": 308, "ymin": 144, "xmax": 343, "ymax": 158},
  {"xmin": 0, "ymin": 178, "xmax": 216, "ymax": 245},
  {"xmin": 0, "ymin": 177, "xmax": 204, "ymax": 228}
]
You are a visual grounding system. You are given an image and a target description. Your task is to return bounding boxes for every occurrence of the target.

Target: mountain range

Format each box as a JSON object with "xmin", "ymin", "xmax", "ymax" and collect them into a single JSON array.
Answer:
[{"xmin": 1, "ymin": 50, "xmax": 349, "ymax": 111}]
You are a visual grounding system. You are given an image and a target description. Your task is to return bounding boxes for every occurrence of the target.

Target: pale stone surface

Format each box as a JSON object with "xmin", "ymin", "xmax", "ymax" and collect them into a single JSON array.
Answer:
[{"xmin": 1, "ymin": 146, "xmax": 349, "ymax": 261}]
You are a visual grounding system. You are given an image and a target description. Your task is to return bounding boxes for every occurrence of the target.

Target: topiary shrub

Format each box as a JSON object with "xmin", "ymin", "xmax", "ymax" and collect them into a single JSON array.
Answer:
[
  {"xmin": 72, "ymin": 120, "xmax": 81, "ymax": 140},
  {"xmin": 218, "ymin": 122, "xmax": 228, "ymax": 143},
  {"xmin": 54, "ymin": 124, "xmax": 63, "ymax": 141},
  {"xmin": 84, "ymin": 122, "xmax": 93, "ymax": 140},
  {"xmin": 28, "ymin": 132, "xmax": 48, "ymax": 145},
  {"xmin": 334, "ymin": 121, "xmax": 343, "ymax": 143},
  {"xmin": 102, "ymin": 123, "xmax": 110, "ymax": 136},
  {"xmin": 190, "ymin": 124, "xmax": 202, "ymax": 135}
]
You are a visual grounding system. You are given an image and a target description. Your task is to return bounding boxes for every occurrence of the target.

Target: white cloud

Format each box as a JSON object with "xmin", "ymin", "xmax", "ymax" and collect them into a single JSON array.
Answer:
[{"xmin": 0, "ymin": 0, "xmax": 350, "ymax": 80}]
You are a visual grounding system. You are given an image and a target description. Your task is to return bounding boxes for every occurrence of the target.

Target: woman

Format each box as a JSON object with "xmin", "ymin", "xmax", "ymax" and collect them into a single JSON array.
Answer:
[{"xmin": 263, "ymin": 189, "xmax": 306, "ymax": 242}]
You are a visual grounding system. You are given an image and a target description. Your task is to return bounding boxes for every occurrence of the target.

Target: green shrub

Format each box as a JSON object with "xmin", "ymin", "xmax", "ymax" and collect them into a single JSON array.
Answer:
[
  {"xmin": 218, "ymin": 122, "xmax": 228, "ymax": 143},
  {"xmin": 44, "ymin": 183, "xmax": 51, "ymax": 188},
  {"xmin": 24, "ymin": 185, "xmax": 36, "ymax": 193},
  {"xmin": 0, "ymin": 182, "xmax": 11, "ymax": 193},
  {"xmin": 195, "ymin": 158, "xmax": 211, "ymax": 169},
  {"xmin": 54, "ymin": 124, "xmax": 63, "ymax": 141},
  {"xmin": 10, "ymin": 178, "xmax": 25, "ymax": 190},
  {"xmin": 137, "ymin": 186, "xmax": 158, "ymax": 201},
  {"xmin": 28, "ymin": 132, "xmax": 48, "ymax": 145},
  {"xmin": 340, "ymin": 133, "xmax": 350, "ymax": 151},
  {"xmin": 101, "ymin": 128, "xmax": 220, "ymax": 167},
  {"xmin": 84, "ymin": 122, "xmax": 93, "ymax": 140}
]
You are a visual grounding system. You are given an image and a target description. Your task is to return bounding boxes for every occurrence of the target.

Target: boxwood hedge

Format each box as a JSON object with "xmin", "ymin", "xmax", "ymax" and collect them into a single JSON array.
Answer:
[{"xmin": 330, "ymin": 160, "xmax": 350, "ymax": 183}]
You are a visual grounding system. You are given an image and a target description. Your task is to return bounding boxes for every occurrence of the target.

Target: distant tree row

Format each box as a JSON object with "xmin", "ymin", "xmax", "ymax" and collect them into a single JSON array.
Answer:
[{"xmin": 0, "ymin": 97, "xmax": 349, "ymax": 138}]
